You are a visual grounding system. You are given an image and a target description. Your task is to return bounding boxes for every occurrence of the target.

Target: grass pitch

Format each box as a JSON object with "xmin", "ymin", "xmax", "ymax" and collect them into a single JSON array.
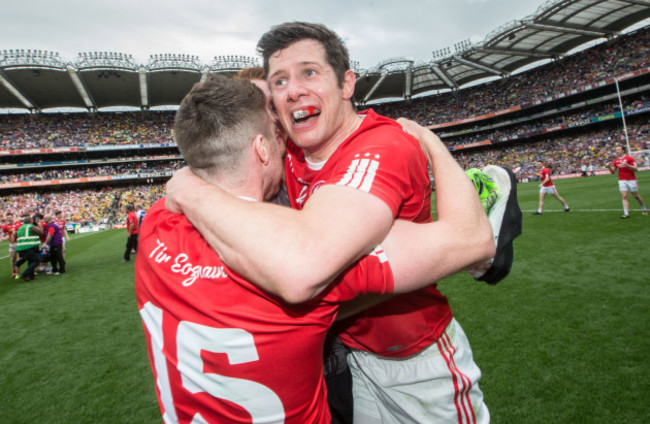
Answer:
[{"xmin": 1, "ymin": 172, "xmax": 648, "ymax": 423}]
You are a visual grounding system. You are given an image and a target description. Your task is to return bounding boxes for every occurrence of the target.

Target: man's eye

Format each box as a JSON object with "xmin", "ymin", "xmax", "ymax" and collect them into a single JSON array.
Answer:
[
  {"xmin": 305, "ymin": 69, "xmax": 316, "ymax": 77},
  {"xmin": 273, "ymin": 78, "xmax": 287, "ymax": 88}
]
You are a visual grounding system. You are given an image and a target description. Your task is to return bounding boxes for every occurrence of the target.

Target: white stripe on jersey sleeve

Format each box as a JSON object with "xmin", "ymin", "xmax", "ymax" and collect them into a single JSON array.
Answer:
[{"xmin": 337, "ymin": 157, "xmax": 379, "ymax": 193}]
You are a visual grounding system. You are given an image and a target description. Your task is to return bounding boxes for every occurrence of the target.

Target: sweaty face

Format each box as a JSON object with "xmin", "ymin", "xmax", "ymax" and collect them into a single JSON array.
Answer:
[{"xmin": 267, "ymin": 39, "xmax": 356, "ymax": 161}]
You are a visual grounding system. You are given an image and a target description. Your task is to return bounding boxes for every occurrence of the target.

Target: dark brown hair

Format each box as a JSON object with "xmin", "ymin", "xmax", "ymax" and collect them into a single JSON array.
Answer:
[{"xmin": 257, "ymin": 22, "xmax": 350, "ymax": 87}]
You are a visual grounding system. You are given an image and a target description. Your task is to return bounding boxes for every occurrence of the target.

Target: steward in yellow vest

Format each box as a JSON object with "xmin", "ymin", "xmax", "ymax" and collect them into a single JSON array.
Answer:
[{"xmin": 14, "ymin": 214, "xmax": 44, "ymax": 281}]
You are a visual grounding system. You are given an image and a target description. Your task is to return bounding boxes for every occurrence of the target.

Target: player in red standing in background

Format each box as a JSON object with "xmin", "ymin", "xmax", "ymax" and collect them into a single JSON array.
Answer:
[
  {"xmin": 122, "ymin": 204, "xmax": 138, "ymax": 262},
  {"xmin": 533, "ymin": 160, "xmax": 570, "ymax": 215},
  {"xmin": 608, "ymin": 145, "xmax": 648, "ymax": 219}
]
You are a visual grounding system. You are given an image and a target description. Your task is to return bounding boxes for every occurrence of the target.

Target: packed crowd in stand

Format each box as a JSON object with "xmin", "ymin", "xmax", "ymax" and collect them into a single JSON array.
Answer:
[
  {"xmin": 454, "ymin": 119, "xmax": 649, "ymax": 180},
  {"xmin": 372, "ymin": 26, "xmax": 649, "ymax": 125},
  {"xmin": 0, "ymin": 111, "xmax": 175, "ymax": 149},
  {"xmin": 1, "ymin": 26, "xmax": 648, "ymax": 225},
  {"xmin": 0, "ymin": 160, "xmax": 184, "ymax": 184},
  {"xmin": 0, "ymin": 185, "xmax": 164, "ymax": 226},
  {"xmin": 441, "ymin": 97, "xmax": 650, "ymax": 147}
]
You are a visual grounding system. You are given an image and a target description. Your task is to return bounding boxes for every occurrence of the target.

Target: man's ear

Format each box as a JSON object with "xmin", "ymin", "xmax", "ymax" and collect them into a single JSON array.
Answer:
[
  {"xmin": 253, "ymin": 134, "xmax": 270, "ymax": 165},
  {"xmin": 341, "ymin": 69, "xmax": 356, "ymax": 101}
]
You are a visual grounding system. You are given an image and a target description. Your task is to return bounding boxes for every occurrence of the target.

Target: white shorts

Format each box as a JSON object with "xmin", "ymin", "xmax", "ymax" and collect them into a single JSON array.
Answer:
[
  {"xmin": 9, "ymin": 242, "xmax": 16, "ymax": 253},
  {"xmin": 348, "ymin": 318, "xmax": 489, "ymax": 424},
  {"xmin": 618, "ymin": 180, "xmax": 638, "ymax": 192},
  {"xmin": 540, "ymin": 186, "xmax": 556, "ymax": 195}
]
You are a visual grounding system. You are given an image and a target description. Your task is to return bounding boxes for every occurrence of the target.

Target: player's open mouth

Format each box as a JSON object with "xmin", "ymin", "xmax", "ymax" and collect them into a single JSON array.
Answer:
[{"xmin": 292, "ymin": 107, "xmax": 321, "ymax": 125}]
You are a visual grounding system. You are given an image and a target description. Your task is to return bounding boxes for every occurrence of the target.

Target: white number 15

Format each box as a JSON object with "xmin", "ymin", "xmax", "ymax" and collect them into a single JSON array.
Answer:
[{"xmin": 140, "ymin": 302, "xmax": 285, "ymax": 423}]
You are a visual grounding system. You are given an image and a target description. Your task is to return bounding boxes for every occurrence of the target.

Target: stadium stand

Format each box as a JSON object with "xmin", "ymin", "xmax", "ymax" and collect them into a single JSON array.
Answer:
[{"xmin": 1, "ymin": 20, "xmax": 648, "ymax": 227}]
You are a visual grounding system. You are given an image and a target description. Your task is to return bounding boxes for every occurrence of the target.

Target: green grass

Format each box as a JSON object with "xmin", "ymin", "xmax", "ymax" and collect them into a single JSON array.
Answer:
[
  {"xmin": 0, "ymin": 230, "xmax": 159, "ymax": 423},
  {"xmin": 438, "ymin": 171, "xmax": 650, "ymax": 423},
  {"xmin": 0, "ymin": 172, "xmax": 648, "ymax": 423}
]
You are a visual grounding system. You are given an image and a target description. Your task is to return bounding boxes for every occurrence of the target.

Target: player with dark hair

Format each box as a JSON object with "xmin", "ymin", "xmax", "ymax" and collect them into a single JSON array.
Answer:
[
  {"xmin": 533, "ymin": 160, "xmax": 570, "ymax": 215},
  {"xmin": 165, "ymin": 21, "xmax": 522, "ymax": 423},
  {"xmin": 608, "ymin": 145, "xmax": 647, "ymax": 218}
]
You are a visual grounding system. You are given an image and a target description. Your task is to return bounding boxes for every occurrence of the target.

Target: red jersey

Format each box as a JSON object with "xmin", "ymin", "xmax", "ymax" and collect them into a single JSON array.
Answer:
[
  {"xmin": 126, "ymin": 211, "xmax": 138, "ymax": 235},
  {"xmin": 539, "ymin": 167, "xmax": 554, "ymax": 187},
  {"xmin": 284, "ymin": 109, "xmax": 453, "ymax": 358},
  {"xmin": 55, "ymin": 218, "xmax": 66, "ymax": 234},
  {"xmin": 3, "ymin": 220, "xmax": 22, "ymax": 242},
  {"xmin": 613, "ymin": 155, "xmax": 637, "ymax": 181},
  {"xmin": 135, "ymin": 199, "xmax": 393, "ymax": 424},
  {"xmin": 40, "ymin": 220, "xmax": 48, "ymax": 243},
  {"xmin": 2, "ymin": 223, "xmax": 13, "ymax": 240}
]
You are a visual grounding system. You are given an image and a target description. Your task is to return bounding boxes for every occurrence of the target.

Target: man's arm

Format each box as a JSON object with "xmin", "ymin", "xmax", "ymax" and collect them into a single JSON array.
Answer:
[
  {"xmin": 334, "ymin": 121, "xmax": 494, "ymax": 318},
  {"xmin": 44, "ymin": 229, "xmax": 53, "ymax": 246},
  {"xmin": 382, "ymin": 119, "xmax": 494, "ymax": 293},
  {"xmin": 167, "ymin": 119, "xmax": 492, "ymax": 303},
  {"xmin": 166, "ymin": 169, "xmax": 393, "ymax": 303},
  {"xmin": 622, "ymin": 158, "xmax": 638, "ymax": 172},
  {"xmin": 608, "ymin": 161, "xmax": 617, "ymax": 174},
  {"xmin": 540, "ymin": 173, "xmax": 550, "ymax": 186}
]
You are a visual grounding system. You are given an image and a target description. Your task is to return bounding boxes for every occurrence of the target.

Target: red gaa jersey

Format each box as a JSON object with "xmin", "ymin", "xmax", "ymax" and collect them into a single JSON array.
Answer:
[
  {"xmin": 3, "ymin": 220, "xmax": 22, "ymax": 243},
  {"xmin": 613, "ymin": 155, "xmax": 637, "ymax": 181},
  {"xmin": 126, "ymin": 211, "xmax": 139, "ymax": 235},
  {"xmin": 55, "ymin": 218, "xmax": 66, "ymax": 233},
  {"xmin": 135, "ymin": 199, "xmax": 393, "ymax": 424},
  {"xmin": 539, "ymin": 167, "xmax": 554, "ymax": 187},
  {"xmin": 40, "ymin": 220, "xmax": 48, "ymax": 243},
  {"xmin": 284, "ymin": 109, "xmax": 453, "ymax": 358}
]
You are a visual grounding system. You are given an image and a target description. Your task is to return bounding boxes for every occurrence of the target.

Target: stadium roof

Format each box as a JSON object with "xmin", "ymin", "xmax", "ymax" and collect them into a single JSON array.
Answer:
[{"xmin": 1, "ymin": 0, "xmax": 649, "ymax": 112}]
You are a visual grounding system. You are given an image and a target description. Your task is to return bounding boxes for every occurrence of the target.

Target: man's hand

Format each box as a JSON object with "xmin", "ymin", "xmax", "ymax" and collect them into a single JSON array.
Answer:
[
  {"xmin": 165, "ymin": 167, "xmax": 203, "ymax": 215},
  {"xmin": 396, "ymin": 118, "xmax": 442, "ymax": 165}
]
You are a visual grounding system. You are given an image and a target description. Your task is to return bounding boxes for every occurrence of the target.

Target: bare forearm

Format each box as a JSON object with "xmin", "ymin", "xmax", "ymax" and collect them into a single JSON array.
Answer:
[
  {"xmin": 166, "ymin": 169, "xmax": 392, "ymax": 303},
  {"xmin": 387, "ymin": 121, "xmax": 494, "ymax": 292}
]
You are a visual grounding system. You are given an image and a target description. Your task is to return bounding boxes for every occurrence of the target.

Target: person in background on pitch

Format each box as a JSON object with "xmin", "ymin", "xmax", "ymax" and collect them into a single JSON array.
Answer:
[
  {"xmin": 14, "ymin": 213, "xmax": 44, "ymax": 281},
  {"xmin": 608, "ymin": 145, "xmax": 647, "ymax": 219},
  {"xmin": 533, "ymin": 160, "xmax": 570, "ymax": 215},
  {"xmin": 3, "ymin": 211, "xmax": 22, "ymax": 278},
  {"xmin": 43, "ymin": 215, "xmax": 66, "ymax": 275},
  {"xmin": 122, "ymin": 204, "xmax": 138, "ymax": 262},
  {"xmin": 36, "ymin": 212, "xmax": 50, "ymax": 274},
  {"xmin": 54, "ymin": 210, "xmax": 71, "ymax": 259},
  {"xmin": 135, "ymin": 204, "xmax": 146, "ymax": 230}
]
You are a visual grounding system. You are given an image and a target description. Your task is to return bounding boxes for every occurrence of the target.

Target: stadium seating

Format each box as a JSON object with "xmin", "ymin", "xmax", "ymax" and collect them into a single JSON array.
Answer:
[{"xmin": 1, "ymin": 26, "xmax": 648, "ymax": 223}]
